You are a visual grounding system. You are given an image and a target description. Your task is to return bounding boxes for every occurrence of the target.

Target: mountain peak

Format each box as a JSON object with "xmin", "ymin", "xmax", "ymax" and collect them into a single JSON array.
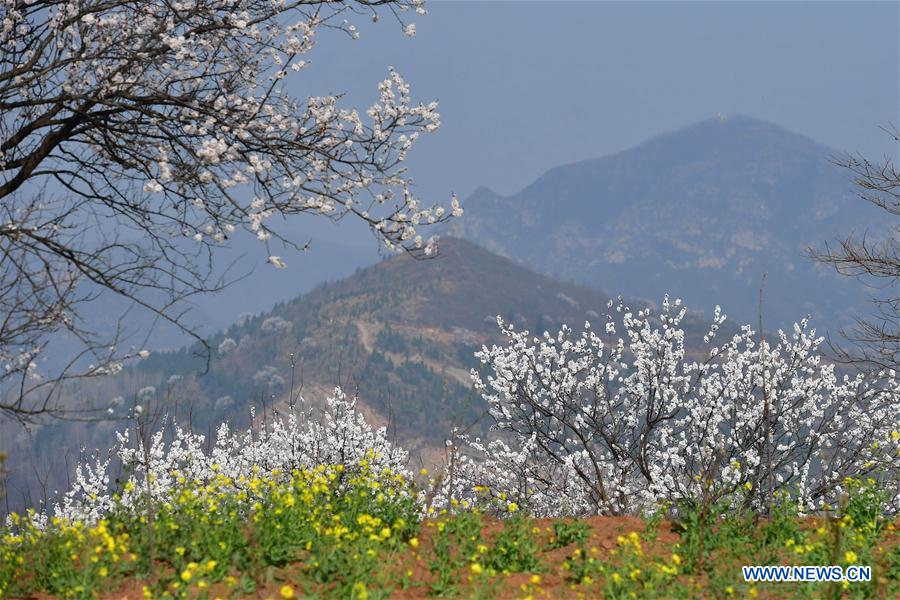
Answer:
[
  {"xmin": 454, "ymin": 116, "xmax": 879, "ymax": 331},
  {"xmin": 468, "ymin": 185, "xmax": 501, "ymax": 198},
  {"xmin": 634, "ymin": 114, "xmax": 829, "ymax": 155}
]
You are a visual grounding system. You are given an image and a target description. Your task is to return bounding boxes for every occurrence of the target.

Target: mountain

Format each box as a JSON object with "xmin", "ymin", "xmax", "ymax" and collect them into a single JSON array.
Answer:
[
  {"xmin": 119, "ymin": 237, "xmax": 628, "ymax": 445},
  {"xmin": 451, "ymin": 115, "xmax": 884, "ymax": 332},
  {"xmin": 3, "ymin": 238, "xmax": 728, "ymax": 510}
]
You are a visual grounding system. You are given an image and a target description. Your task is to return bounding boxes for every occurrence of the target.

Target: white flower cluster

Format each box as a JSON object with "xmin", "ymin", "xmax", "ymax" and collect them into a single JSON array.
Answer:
[
  {"xmin": 436, "ymin": 296, "xmax": 900, "ymax": 517},
  {"xmin": 217, "ymin": 337, "xmax": 237, "ymax": 356},
  {"xmin": 2, "ymin": 0, "xmax": 454, "ymax": 260},
  {"xmin": 48, "ymin": 388, "xmax": 410, "ymax": 524}
]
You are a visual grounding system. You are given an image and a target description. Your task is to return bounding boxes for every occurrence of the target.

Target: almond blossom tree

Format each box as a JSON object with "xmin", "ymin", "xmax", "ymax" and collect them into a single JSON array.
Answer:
[
  {"xmin": 0, "ymin": 0, "xmax": 460, "ymax": 420},
  {"xmin": 437, "ymin": 297, "xmax": 900, "ymax": 517}
]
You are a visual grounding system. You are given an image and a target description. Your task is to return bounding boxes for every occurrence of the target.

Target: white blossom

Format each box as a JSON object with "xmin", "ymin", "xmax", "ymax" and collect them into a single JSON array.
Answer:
[
  {"xmin": 47, "ymin": 388, "xmax": 410, "ymax": 524},
  {"xmin": 434, "ymin": 297, "xmax": 900, "ymax": 517},
  {"xmin": 217, "ymin": 337, "xmax": 238, "ymax": 355}
]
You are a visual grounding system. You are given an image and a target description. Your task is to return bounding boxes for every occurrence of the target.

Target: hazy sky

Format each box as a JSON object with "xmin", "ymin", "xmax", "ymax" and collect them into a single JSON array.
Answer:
[
  {"xmin": 301, "ymin": 0, "xmax": 899, "ymax": 215},
  {"xmin": 202, "ymin": 0, "xmax": 900, "ymax": 325}
]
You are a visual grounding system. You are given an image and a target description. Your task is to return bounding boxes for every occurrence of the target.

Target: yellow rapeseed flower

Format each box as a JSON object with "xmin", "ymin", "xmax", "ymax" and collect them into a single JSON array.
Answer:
[
  {"xmin": 353, "ymin": 581, "xmax": 369, "ymax": 600},
  {"xmin": 280, "ymin": 585, "xmax": 295, "ymax": 599}
]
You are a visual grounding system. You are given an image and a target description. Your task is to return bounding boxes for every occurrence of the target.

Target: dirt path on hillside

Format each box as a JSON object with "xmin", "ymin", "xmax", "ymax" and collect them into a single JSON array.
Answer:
[{"xmin": 355, "ymin": 320, "xmax": 378, "ymax": 353}]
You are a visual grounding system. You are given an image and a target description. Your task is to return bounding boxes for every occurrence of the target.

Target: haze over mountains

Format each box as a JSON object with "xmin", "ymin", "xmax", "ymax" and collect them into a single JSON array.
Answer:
[
  {"xmin": 452, "ymin": 115, "xmax": 882, "ymax": 332},
  {"xmin": 5, "ymin": 115, "xmax": 886, "ymax": 509}
]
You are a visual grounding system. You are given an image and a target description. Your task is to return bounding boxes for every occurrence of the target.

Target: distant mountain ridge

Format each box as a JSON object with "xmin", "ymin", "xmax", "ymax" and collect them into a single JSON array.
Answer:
[{"xmin": 452, "ymin": 115, "xmax": 883, "ymax": 332}]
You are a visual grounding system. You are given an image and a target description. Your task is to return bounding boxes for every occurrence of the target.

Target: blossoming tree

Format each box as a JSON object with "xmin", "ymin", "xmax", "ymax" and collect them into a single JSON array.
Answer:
[
  {"xmin": 0, "ymin": 0, "xmax": 460, "ymax": 420},
  {"xmin": 53, "ymin": 387, "xmax": 410, "ymax": 524},
  {"xmin": 436, "ymin": 297, "xmax": 899, "ymax": 517}
]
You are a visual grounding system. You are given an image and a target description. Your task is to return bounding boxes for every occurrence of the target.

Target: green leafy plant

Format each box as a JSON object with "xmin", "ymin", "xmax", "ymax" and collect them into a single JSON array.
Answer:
[{"xmin": 546, "ymin": 519, "xmax": 590, "ymax": 550}]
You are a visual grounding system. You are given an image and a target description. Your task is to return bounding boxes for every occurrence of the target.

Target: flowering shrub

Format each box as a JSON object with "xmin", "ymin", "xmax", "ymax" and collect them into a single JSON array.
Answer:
[
  {"xmin": 438, "ymin": 296, "xmax": 900, "ymax": 516},
  {"xmin": 53, "ymin": 387, "xmax": 410, "ymax": 524}
]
